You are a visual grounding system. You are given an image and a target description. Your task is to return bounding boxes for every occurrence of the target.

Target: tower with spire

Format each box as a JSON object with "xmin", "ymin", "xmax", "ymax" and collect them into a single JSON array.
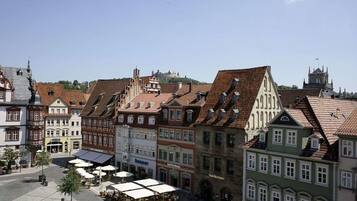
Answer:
[{"xmin": 303, "ymin": 64, "xmax": 334, "ymax": 96}]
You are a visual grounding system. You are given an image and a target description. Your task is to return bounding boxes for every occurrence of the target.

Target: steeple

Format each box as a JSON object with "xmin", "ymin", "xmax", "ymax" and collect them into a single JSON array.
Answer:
[{"xmin": 27, "ymin": 59, "xmax": 31, "ymax": 73}]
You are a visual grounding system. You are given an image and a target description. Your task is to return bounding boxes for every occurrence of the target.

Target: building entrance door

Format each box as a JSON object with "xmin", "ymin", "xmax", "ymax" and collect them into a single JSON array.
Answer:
[{"xmin": 200, "ymin": 180, "xmax": 213, "ymax": 201}]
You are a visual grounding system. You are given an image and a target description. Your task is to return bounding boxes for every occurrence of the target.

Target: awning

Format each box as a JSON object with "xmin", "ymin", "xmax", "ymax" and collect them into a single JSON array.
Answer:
[
  {"xmin": 148, "ymin": 184, "xmax": 176, "ymax": 194},
  {"xmin": 112, "ymin": 182, "xmax": 143, "ymax": 192},
  {"xmin": 73, "ymin": 150, "xmax": 88, "ymax": 157},
  {"xmin": 134, "ymin": 178, "xmax": 161, "ymax": 187},
  {"xmin": 123, "ymin": 189, "xmax": 155, "ymax": 200},
  {"xmin": 76, "ymin": 150, "xmax": 113, "ymax": 164}
]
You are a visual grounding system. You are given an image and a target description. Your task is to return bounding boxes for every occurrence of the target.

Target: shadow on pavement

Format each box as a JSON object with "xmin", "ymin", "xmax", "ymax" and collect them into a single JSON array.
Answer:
[
  {"xmin": 22, "ymin": 178, "xmax": 39, "ymax": 183},
  {"xmin": 51, "ymin": 157, "xmax": 73, "ymax": 168}
]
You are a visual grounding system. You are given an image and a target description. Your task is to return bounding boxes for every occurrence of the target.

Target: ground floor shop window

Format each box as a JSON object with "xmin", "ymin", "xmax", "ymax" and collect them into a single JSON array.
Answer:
[
  {"xmin": 159, "ymin": 169, "xmax": 167, "ymax": 183},
  {"xmin": 72, "ymin": 141, "xmax": 80, "ymax": 150},
  {"xmin": 181, "ymin": 173, "xmax": 191, "ymax": 191}
]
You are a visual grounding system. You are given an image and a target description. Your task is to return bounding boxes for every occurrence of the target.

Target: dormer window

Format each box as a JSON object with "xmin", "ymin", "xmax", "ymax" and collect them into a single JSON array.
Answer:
[
  {"xmin": 118, "ymin": 114, "xmax": 124, "ymax": 123},
  {"xmin": 208, "ymin": 108, "xmax": 214, "ymax": 119},
  {"xmin": 219, "ymin": 109, "xmax": 226, "ymax": 119},
  {"xmin": 148, "ymin": 102, "xmax": 155, "ymax": 108},
  {"xmin": 196, "ymin": 92, "xmax": 202, "ymax": 101},
  {"xmin": 48, "ymin": 90, "xmax": 54, "ymax": 96},
  {"xmin": 138, "ymin": 115, "xmax": 144, "ymax": 124},
  {"xmin": 0, "ymin": 90, "xmax": 5, "ymax": 102},
  {"xmin": 220, "ymin": 92, "xmax": 227, "ymax": 104},
  {"xmin": 311, "ymin": 138, "xmax": 319, "ymax": 150},
  {"xmin": 186, "ymin": 109, "xmax": 193, "ymax": 122},
  {"xmin": 232, "ymin": 92, "xmax": 240, "ymax": 104},
  {"xmin": 16, "ymin": 70, "xmax": 23, "ymax": 76},
  {"xmin": 232, "ymin": 109, "xmax": 239, "ymax": 120},
  {"xmin": 259, "ymin": 131, "xmax": 266, "ymax": 143},
  {"xmin": 232, "ymin": 78, "xmax": 239, "ymax": 88}
]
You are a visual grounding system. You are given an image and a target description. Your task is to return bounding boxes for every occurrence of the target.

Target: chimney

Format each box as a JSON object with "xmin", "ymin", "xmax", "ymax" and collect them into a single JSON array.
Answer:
[
  {"xmin": 177, "ymin": 82, "xmax": 182, "ymax": 89},
  {"xmin": 188, "ymin": 82, "xmax": 192, "ymax": 93}
]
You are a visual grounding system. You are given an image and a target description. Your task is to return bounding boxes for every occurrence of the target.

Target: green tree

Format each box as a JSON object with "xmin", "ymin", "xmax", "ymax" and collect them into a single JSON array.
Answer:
[
  {"xmin": 35, "ymin": 151, "xmax": 52, "ymax": 176},
  {"xmin": 58, "ymin": 167, "xmax": 81, "ymax": 201},
  {"xmin": 3, "ymin": 148, "xmax": 19, "ymax": 174}
]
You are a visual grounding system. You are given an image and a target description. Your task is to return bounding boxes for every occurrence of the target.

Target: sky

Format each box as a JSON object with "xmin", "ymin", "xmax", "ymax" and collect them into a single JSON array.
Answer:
[{"xmin": 0, "ymin": 0, "xmax": 356, "ymax": 91}]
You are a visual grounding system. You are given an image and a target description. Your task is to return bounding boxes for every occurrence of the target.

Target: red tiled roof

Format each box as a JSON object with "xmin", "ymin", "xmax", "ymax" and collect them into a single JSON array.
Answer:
[
  {"xmin": 196, "ymin": 66, "xmax": 269, "ymax": 129},
  {"xmin": 160, "ymin": 83, "xmax": 181, "ymax": 93},
  {"xmin": 81, "ymin": 79, "xmax": 131, "ymax": 118},
  {"xmin": 285, "ymin": 108, "xmax": 313, "ymax": 128},
  {"xmin": 36, "ymin": 83, "xmax": 86, "ymax": 109},
  {"xmin": 118, "ymin": 93, "xmax": 173, "ymax": 113},
  {"xmin": 278, "ymin": 88, "xmax": 321, "ymax": 108},
  {"xmin": 296, "ymin": 96, "xmax": 357, "ymax": 144},
  {"xmin": 169, "ymin": 84, "xmax": 211, "ymax": 106},
  {"xmin": 336, "ymin": 108, "xmax": 357, "ymax": 136}
]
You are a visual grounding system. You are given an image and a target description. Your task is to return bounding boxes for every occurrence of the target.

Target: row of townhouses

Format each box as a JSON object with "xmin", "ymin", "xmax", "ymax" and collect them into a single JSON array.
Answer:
[{"xmin": 2, "ymin": 62, "xmax": 357, "ymax": 201}]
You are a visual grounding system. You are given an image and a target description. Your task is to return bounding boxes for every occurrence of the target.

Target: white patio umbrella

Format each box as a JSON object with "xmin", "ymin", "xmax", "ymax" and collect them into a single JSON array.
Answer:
[
  {"xmin": 76, "ymin": 168, "xmax": 86, "ymax": 174},
  {"xmin": 113, "ymin": 171, "xmax": 133, "ymax": 178},
  {"xmin": 75, "ymin": 162, "xmax": 93, "ymax": 168},
  {"xmin": 82, "ymin": 173, "xmax": 95, "ymax": 179},
  {"xmin": 101, "ymin": 165, "xmax": 117, "ymax": 171},
  {"xmin": 68, "ymin": 159, "xmax": 85, "ymax": 164},
  {"xmin": 93, "ymin": 170, "xmax": 107, "ymax": 176}
]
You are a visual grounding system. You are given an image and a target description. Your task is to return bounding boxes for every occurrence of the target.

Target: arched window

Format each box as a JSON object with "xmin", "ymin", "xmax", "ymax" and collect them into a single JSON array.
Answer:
[
  {"xmin": 246, "ymin": 180, "xmax": 256, "ymax": 200},
  {"xmin": 257, "ymin": 112, "xmax": 260, "ymax": 128},
  {"xmin": 265, "ymin": 94, "xmax": 268, "ymax": 109},
  {"xmin": 265, "ymin": 112, "xmax": 268, "ymax": 126},
  {"xmin": 260, "ymin": 111, "xmax": 264, "ymax": 128},
  {"xmin": 256, "ymin": 99, "xmax": 259, "ymax": 109},
  {"xmin": 252, "ymin": 114, "xmax": 255, "ymax": 130},
  {"xmin": 269, "ymin": 112, "xmax": 272, "ymax": 122},
  {"xmin": 260, "ymin": 95, "xmax": 264, "ymax": 109},
  {"xmin": 264, "ymin": 77, "xmax": 267, "ymax": 91}
]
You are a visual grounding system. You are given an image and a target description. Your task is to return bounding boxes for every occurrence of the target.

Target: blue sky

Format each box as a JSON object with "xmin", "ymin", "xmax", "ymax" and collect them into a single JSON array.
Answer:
[{"xmin": 0, "ymin": 0, "xmax": 356, "ymax": 91}]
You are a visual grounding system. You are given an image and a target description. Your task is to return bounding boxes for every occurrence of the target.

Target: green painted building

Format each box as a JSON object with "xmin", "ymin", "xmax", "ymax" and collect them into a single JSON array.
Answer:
[{"xmin": 243, "ymin": 108, "xmax": 338, "ymax": 201}]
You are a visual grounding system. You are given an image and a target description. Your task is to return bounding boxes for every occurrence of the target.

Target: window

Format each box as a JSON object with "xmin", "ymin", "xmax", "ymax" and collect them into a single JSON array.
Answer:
[
  {"xmin": 0, "ymin": 90, "xmax": 5, "ymax": 101},
  {"xmin": 285, "ymin": 159, "xmax": 296, "ymax": 179},
  {"xmin": 246, "ymin": 182, "xmax": 255, "ymax": 200},
  {"xmin": 127, "ymin": 115, "xmax": 134, "ymax": 124},
  {"xmin": 247, "ymin": 152, "xmax": 256, "ymax": 170},
  {"xmin": 311, "ymin": 138, "xmax": 319, "ymax": 149},
  {"xmin": 148, "ymin": 116, "xmax": 155, "ymax": 125},
  {"xmin": 214, "ymin": 158, "xmax": 221, "ymax": 172},
  {"xmin": 271, "ymin": 157, "xmax": 281, "ymax": 176},
  {"xmin": 186, "ymin": 110, "xmax": 193, "ymax": 122},
  {"xmin": 273, "ymin": 129, "xmax": 282, "ymax": 145},
  {"xmin": 176, "ymin": 110, "xmax": 182, "ymax": 120},
  {"xmin": 138, "ymin": 115, "xmax": 144, "ymax": 124},
  {"xmin": 203, "ymin": 131, "xmax": 210, "ymax": 145},
  {"xmin": 258, "ymin": 185, "xmax": 267, "ymax": 201},
  {"xmin": 259, "ymin": 132, "xmax": 265, "ymax": 143},
  {"xmin": 259, "ymin": 155, "xmax": 268, "ymax": 173},
  {"xmin": 286, "ymin": 130, "xmax": 297, "ymax": 146},
  {"xmin": 118, "ymin": 114, "xmax": 124, "ymax": 123},
  {"xmin": 341, "ymin": 171, "xmax": 352, "ymax": 189},
  {"xmin": 285, "ymin": 193, "xmax": 295, "ymax": 201},
  {"xmin": 215, "ymin": 132, "xmax": 222, "ymax": 146},
  {"xmin": 300, "ymin": 161, "xmax": 311, "ymax": 182},
  {"xmin": 271, "ymin": 190, "xmax": 281, "ymax": 201},
  {"xmin": 316, "ymin": 164, "xmax": 328, "ymax": 186},
  {"xmin": 183, "ymin": 153, "xmax": 193, "ymax": 165},
  {"xmin": 6, "ymin": 110, "xmax": 20, "ymax": 121},
  {"xmin": 5, "ymin": 129, "xmax": 19, "ymax": 141},
  {"xmin": 183, "ymin": 130, "xmax": 194, "ymax": 142},
  {"xmin": 227, "ymin": 134, "xmax": 235, "ymax": 147},
  {"xmin": 202, "ymin": 156, "xmax": 210, "ymax": 170},
  {"xmin": 163, "ymin": 109, "xmax": 168, "ymax": 120},
  {"xmin": 342, "ymin": 140, "xmax": 353, "ymax": 157},
  {"xmin": 227, "ymin": 160, "xmax": 234, "ymax": 175}
]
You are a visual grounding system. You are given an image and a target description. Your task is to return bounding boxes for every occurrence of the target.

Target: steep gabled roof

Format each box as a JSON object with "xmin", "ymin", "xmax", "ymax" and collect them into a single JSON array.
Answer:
[
  {"xmin": 81, "ymin": 79, "xmax": 131, "ymax": 118},
  {"xmin": 1, "ymin": 67, "xmax": 32, "ymax": 102},
  {"xmin": 285, "ymin": 108, "xmax": 313, "ymax": 128},
  {"xmin": 196, "ymin": 66, "xmax": 269, "ymax": 128},
  {"xmin": 296, "ymin": 96, "xmax": 357, "ymax": 145},
  {"xmin": 336, "ymin": 108, "xmax": 357, "ymax": 136}
]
